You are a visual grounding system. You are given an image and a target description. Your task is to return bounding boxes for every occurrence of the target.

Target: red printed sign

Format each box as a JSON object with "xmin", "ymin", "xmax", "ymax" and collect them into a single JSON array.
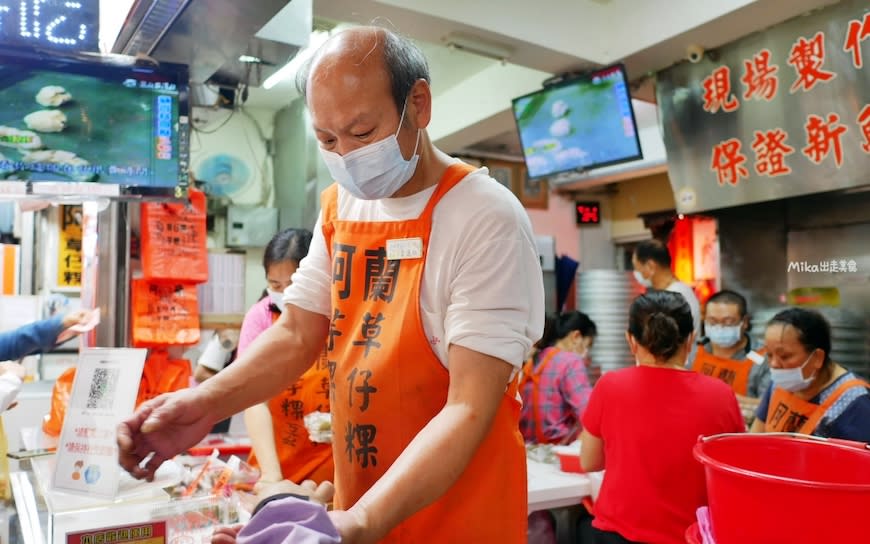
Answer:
[{"xmin": 66, "ymin": 520, "xmax": 166, "ymax": 544}]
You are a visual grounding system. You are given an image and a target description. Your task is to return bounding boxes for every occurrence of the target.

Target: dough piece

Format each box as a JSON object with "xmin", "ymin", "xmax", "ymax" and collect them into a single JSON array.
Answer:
[
  {"xmin": 0, "ymin": 126, "xmax": 43, "ymax": 150},
  {"xmin": 36, "ymin": 86, "xmax": 73, "ymax": 107},
  {"xmin": 24, "ymin": 110, "xmax": 67, "ymax": 133}
]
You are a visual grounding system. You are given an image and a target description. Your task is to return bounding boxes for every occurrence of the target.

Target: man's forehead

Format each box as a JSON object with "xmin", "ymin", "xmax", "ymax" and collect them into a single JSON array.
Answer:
[{"xmin": 707, "ymin": 301, "xmax": 740, "ymax": 316}]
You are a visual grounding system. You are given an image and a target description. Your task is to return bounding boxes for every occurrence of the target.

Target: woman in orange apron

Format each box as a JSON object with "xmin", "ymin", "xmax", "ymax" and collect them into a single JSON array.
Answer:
[
  {"xmin": 241, "ymin": 229, "xmax": 334, "ymax": 487},
  {"xmin": 519, "ymin": 311, "xmax": 596, "ymax": 444},
  {"xmin": 750, "ymin": 308, "xmax": 870, "ymax": 442}
]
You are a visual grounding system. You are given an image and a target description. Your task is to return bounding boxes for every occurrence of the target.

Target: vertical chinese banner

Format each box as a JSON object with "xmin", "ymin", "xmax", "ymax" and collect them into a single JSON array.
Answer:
[{"xmin": 57, "ymin": 205, "xmax": 83, "ymax": 289}]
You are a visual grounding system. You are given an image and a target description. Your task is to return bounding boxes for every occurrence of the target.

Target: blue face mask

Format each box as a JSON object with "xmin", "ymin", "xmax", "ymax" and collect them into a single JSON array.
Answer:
[
  {"xmin": 770, "ymin": 352, "xmax": 816, "ymax": 392},
  {"xmin": 319, "ymin": 99, "xmax": 421, "ymax": 200},
  {"xmin": 706, "ymin": 324, "xmax": 742, "ymax": 348}
]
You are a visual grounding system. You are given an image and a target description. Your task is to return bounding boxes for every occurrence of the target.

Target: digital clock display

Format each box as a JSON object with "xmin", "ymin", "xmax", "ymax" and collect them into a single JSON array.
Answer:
[
  {"xmin": 575, "ymin": 201, "xmax": 601, "ymax": 225},
  {"xmin": 0, "ymin": 0, "xmax": 99, "ymax": 51}
]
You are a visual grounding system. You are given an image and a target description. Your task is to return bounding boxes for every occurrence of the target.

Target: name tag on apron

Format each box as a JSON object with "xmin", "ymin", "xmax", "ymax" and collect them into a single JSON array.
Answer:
[{"xmin": 386, "ymin": 238, "xmax": 423, "ymax": 260}]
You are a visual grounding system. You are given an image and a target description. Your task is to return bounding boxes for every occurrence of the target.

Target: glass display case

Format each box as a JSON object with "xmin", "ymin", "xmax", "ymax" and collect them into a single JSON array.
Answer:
[{"xmin": 10, "ymin": 454, "xmax": 244, "ymax": 544}]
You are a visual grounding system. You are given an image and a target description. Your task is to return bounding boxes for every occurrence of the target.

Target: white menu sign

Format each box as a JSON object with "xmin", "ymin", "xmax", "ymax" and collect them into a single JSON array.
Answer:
[{"xmin": 52, "ymin": 348, "xmax": 147, "ymax": 498}]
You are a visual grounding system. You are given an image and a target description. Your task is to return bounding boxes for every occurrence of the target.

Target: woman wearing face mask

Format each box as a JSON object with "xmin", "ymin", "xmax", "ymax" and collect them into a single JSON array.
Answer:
[
  {"xmin": 242, "ymin": 228, "xmax": 334, "ymax": 489},
  {"xmin": 750, "ymin": 308, "xmax": 870, "ymax": 442},
  {"xmin": 580, "ymin": 291, "xmax": 744, "ymax": 544},
  {"xmin": 519, "ymin": 311, "xmax": 596, "ymax": 444}
]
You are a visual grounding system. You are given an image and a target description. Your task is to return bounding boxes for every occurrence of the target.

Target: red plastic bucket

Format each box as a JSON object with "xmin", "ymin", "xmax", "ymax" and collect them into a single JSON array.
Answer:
[{"xmin": 694, "ymin": 433, "xmax": 870, "ymax": 544}]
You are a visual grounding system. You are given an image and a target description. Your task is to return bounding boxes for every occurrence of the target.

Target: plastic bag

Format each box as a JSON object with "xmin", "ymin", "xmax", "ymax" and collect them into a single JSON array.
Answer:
[
  {"xmin": 140, "ymin": 188, "xmax": 208, "ymax": 283},
  {"xmin": 42, "ymin": 352, "xmax": 193, "ymax": 437},
  {"xmin": 131, "ymin": 279, "xmax": 200, "ymax": 347}
]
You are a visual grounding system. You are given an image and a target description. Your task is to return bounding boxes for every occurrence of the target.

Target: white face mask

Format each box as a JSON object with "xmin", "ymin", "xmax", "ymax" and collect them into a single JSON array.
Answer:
[
  {"xmin": 267, "ymin": 289, "xmax": 285, "ymax": 311},
  {"xmin": 633, "ymin": 269, "xmax": 653, "ymax": 288},
  {"xmin": 318, "ymin": 99, "xmax": 421, "ymax": 200},
  {"xmin": 770, "ymin": 352, "xmax": 816, "ymax": 392},
  {"xmin": 706, "ymin": 324, "xmax": 743, "ymax": 348}
]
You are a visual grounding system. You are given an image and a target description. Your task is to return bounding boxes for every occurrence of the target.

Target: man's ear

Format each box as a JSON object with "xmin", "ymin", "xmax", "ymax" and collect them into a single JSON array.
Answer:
[{"xmin": 408, "ymin": 78, "xmax": 432, "ymax": 129}]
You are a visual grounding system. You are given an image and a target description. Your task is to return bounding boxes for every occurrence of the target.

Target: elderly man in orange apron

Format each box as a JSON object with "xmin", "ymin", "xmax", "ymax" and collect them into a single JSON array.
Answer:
[
  {"xmin": 691, "ymin": 289, "xmax": 770, "ymax": 423},
  {"xmin": 118, "ymin": 25, "xmax": 544, "ymax": 544}
]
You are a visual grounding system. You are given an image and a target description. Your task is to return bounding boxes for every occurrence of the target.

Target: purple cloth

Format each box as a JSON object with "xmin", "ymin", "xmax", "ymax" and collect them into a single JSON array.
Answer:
[
  {"xmin": 237, "ymin": 497, "xmax": 341, "ymax": 544},
  {"xmin": 696, "ymin": 506, "xmax": 716, "ymax": 544}
]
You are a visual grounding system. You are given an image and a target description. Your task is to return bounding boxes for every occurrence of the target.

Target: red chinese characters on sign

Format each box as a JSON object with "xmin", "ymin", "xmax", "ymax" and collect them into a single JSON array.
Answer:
[
  {"xmin": 788, "ymin": 31, "xmax": 836, "ymax": 93},
  {"xmin": 751, "ymin": 129, "xmax": 795, "ymax": 176},
  {"xmin": 742, "ymin": 49, "xmax": 779, "ymax": 101},
  {"xmin": 858, "ymin": 105, "xmax": 870, "ymax": 154},
  {"xmin": 711, "ymin": 138, "xmax": 749, "ymax": 186},
  {"xmin": 803, "ymin": 113, "xmax": 848, "ymax": 167},
  {"xmin": 843, "ymin": 13, "xmax": 870, "ymax": 69},
  {"xmin": 702, "ymin": 66, "xmax": 739, "ymax": 113}
]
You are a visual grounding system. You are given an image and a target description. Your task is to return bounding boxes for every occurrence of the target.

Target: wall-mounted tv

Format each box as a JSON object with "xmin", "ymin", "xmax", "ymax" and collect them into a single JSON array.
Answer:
[
  {"xmin": 0, "ymin": 46, "xmax": 190, "ymax": 199},
  {"xmin": 512, "ymin": 63, "xmax": 642, "ymax": 180}
]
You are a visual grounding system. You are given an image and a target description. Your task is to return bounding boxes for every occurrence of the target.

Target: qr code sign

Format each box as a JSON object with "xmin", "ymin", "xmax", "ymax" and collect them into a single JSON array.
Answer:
[{"xmin": 87, "ymin": 367, "xmax": 120, "ymax": 409}]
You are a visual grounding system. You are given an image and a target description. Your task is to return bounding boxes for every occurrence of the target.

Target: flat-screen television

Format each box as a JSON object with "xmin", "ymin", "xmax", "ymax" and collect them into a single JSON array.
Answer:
[
  {"xmin": 512, "ymin": 63, "xmax": 642, "ymax": 179},
  {"xmin": 0, "ymin": 46, "xmax": 190, "ymax": 199}
]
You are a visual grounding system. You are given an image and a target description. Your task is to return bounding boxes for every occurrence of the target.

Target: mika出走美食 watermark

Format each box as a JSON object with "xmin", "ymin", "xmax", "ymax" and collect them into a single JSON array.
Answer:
[{"xmin": 787, "ymin": 260, "xmax": 859, "ymax": 273}]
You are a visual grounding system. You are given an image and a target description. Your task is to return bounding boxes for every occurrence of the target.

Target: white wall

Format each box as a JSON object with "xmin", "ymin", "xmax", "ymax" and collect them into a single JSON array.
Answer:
[
  {"xmin": 189, "ymin": 106, "xmax": 278, "ymax": 309},
  {"xmin": 525, "ymin": 193, "xmax": 580, "ymax": 261}
]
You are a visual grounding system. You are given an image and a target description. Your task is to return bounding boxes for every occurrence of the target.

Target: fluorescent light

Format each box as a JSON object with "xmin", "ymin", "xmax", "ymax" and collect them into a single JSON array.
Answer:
[
  {"xmin": 443, "ymin": 32, "xmax": 513, "ymax": 62},
  {"xmin": 263, "ymin": 30, "xmax": 330, "ymax": 90},
  {"xmin": 239, "ymin": 55, "xmax": 263, "ymax": 64}
]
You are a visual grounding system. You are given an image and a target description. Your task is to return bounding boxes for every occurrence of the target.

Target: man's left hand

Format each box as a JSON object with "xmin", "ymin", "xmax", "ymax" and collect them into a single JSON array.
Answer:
[{"xmin": 327, "ymin": 509, "xmax": 370, "ymax": 544}]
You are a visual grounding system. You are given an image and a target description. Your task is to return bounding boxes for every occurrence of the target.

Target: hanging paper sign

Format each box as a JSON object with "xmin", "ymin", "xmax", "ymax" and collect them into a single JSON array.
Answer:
[{"xmin": 57, "ymin": 204, "xmax": 83, "ymax": 288}]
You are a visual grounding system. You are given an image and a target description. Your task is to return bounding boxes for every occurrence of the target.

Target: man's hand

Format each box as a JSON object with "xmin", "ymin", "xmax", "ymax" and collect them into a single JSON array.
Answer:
[
  {"xmin": 117, "ymin": 389, "xmax": 217, "ymax": 480},
  {"xmin": 327, "ymin": 509, "xmax": 370, "ymax": 544}
]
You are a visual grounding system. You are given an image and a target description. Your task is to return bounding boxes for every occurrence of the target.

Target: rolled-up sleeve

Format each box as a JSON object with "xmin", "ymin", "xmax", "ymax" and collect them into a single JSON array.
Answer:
[
  {"xmin": 283, "ymin": 216, "xmax": 332, "ymax": 317},
  {"xmin": 444, "ymin": 201, "xmax": 545, "ymax": 368}
]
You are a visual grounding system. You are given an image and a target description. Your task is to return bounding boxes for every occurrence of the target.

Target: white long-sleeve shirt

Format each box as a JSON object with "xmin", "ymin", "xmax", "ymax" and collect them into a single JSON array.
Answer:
[
  {"xmin": 284, "ymin": 167, "xmax": 545, "ymax": 369},
  {"xmin": 0, "ymin": 373, "xmax": 22, "ymax": 412}
]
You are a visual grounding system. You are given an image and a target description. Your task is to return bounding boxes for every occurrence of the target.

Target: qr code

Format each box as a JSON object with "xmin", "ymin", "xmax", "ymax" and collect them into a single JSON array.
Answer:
[{"xmin": 87, "ymin": 367, "xmax": 120, "ymax": 409}]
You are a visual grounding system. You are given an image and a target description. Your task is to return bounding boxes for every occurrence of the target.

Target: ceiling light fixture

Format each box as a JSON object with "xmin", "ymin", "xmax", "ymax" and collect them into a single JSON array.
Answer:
[
  {"xmin": 238, "ymin": 55, "xmax": 263, "ymax": 64},
  {"xmin": 263, "ymin": 29, "xmax": 330, "ymax": 90},
  {"xmin": 443, "ymin": 32, "xmax": 514, "ymax": 63}
]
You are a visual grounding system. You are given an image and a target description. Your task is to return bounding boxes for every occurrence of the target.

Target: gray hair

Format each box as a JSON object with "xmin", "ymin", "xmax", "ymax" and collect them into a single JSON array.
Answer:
[{"xmin": 296, "ymin": 27, "xmax": 431, "ymax": 115}]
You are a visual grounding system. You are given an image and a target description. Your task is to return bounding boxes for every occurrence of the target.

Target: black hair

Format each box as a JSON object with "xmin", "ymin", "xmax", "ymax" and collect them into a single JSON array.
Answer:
[
  {"xmin": 263, "ymin": 228, "xmax": 313, "ymax": 271},
  {"xmin": 297, "ymin": 26, "xmax": 431, "ymax": 117},
  {"xmin": 767, "ymin": 308, "xmax": 832, "ymax": 365},
  {"xmin": 628, "ymin": 291, "xmax": 694, "ymax": 360},
  {"xmin": 706, "ymin": 289, "xmax": 748, "ymax": 318},
  {"xmin": 537, "ymin": 311, "xmax": 598, "ymax": 349},
  {"xmin": 634, "ymin": 239, "xmax": 672, "ymax": 267}
]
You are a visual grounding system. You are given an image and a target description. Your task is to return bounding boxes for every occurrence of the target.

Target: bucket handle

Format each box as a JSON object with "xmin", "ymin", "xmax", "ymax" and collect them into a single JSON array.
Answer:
[{"xmin": 701, "ymin": 432, "xmax": 870, "ymax": 451}]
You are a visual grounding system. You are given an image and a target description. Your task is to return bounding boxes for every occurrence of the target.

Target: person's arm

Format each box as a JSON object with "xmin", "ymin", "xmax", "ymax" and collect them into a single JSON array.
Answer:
[
  {"xmin": 750, "ymin": 383, "xmax": 773, "ymax": 433},
  {"xmin": 580, "ymin": 430, "xmax": 605, "ymax": 472},
  {"xmin": 335, "ymin": 345, "xmax": 515, "ymax": 542},
  {"xmin": 560, "ymin": 355, "xmax": 593, "ymax": 423},
  {"xmin": 0, "ymin": 362, "xmax": 25, "ymax": 411},
  {"xmin": 245, "ymin": 403, "xmax": 283, "ymax": 485},
  {"xmin": 0, "ymin": 315, "xmax": 64, "ymax": 361}
]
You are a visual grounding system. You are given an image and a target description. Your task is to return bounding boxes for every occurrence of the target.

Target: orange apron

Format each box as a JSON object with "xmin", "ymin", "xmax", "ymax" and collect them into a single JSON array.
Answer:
[
  {"xmin": 691, "ymin": 347, "xmax": 764, "ymax": 396},
  {"xmin": 765, "ymin": 378, "xmax": 869, "ymax": 434},
  {"xmin": 520, "ymin": 349, "xmax": 560, "ymax": 444},
  {"xmin": 323, "ymin": 163, "xmax": 527, "ymax": 543},
  {"xmin": 247, "ymin": 311, "xmax": 334, "ymax": 484}
]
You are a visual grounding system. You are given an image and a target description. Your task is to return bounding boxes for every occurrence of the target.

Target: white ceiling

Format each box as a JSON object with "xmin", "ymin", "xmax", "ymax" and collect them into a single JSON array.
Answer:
[{"xmin": 245, "ymin": 0, "xmax": 840, "ymax": 158}]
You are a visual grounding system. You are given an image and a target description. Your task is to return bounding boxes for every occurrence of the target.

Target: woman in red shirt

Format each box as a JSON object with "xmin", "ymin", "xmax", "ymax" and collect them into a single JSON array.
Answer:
[{"xmin": 580, "ymin": 290, "xmax": 744, "ymax": 544}]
